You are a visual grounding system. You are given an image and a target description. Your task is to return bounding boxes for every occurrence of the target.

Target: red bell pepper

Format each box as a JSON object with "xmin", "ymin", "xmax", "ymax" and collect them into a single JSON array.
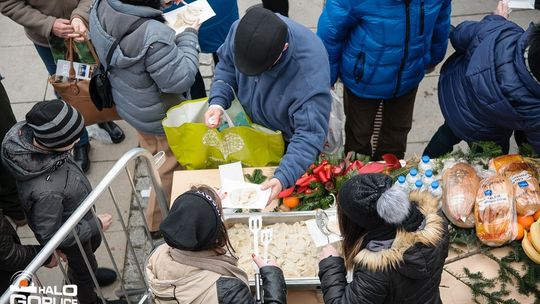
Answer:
[
  {"xmin": 278, "ymin": 186, "xmax": 295, "ymax": 198},
  {"xmin": 382, "ymin": 153, "xmax": 401, "ymax": 170},
  {"xmin": 296, "ymin": 175, "xmax": 317, "ymax": 187}
]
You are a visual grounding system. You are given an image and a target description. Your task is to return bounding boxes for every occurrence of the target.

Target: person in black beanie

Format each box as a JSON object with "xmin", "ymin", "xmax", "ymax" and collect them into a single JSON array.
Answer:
[
  {"xmin": 1, "ymin": 100, "xmax": 123, "ymax": 304},
  {"xmin": 146, "ymin": 185, "xmax": 287, "ymax": 304},
  {"xmin": 318, "ymin": 173, "xmax": 449, "ymax": 304},
  {"xmin": 205, "ymin": 7, "xmax": 332, "ymax": 204}
]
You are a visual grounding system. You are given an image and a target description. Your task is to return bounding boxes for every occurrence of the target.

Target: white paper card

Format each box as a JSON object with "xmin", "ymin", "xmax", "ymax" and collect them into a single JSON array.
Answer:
[
  {"xmin": 221, "ymin": 180, "xmax": 270, "ymax": 209},
  {"xmin": 164, "ymin": 0, "xmax": 216, "ymax": 34},
  {"xmin": 306, "ymin": 218, "xmax": 342, "ymax": 248},
  {"xmin": 219, "ymin": 162, "xmax": 245, "ymax": 186},
  {"xmin": 508, "ymin": 0, "xmax": 535, "ymax": 9},
  {"xmin": 55, "ymin": 59, "xmax": 94, "ymax": 80}
]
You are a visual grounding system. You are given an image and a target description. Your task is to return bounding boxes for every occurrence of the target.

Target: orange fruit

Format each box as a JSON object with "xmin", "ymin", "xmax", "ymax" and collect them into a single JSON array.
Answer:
[
  {"xmin": 516, "ymin": 223, "xmax": 525, "ymax": 241},
  {"xmin": 518, "ymin": 215, "xmax": 535, "ymax": 231},
  {"xmin": 283, "ymin": 196, "xmax": 300, "ymax": 209},
  {"xmin": 534, "ymin": 209, "xmax": 540, "ymax": 221}
]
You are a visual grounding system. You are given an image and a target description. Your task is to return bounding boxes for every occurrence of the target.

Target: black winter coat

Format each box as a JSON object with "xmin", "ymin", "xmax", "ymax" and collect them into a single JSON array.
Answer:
[
  {"xmin": 217, "ymin": 267, "xmax": 287, "ymax": 304},
  {"xmin": 1, "ymin": 123, "xmax": 99, "ymax": 249},
  {"xmin": 318, "ymin": 191, "xmax": 449, "ymax": 304},
  {"xmin": 0, "ymin": 211, "xmax": 47, "ymax": 292}
]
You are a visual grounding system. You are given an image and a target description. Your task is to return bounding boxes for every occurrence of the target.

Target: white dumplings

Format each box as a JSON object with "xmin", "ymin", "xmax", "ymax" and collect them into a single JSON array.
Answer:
[{"xmin": 228, "ymin": 221, "xmax": 319, "ymax": 278}]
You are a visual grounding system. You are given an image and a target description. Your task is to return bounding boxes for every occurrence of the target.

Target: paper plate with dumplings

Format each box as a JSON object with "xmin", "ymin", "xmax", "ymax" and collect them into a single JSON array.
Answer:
[{"xmin": 164, "ymin": 0, "xmax": 216, "ymax": 34}]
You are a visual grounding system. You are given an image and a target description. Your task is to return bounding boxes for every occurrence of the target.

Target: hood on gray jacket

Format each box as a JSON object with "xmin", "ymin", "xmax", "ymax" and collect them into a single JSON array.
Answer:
[{"xmin": 1, "ymin": 122, "xmax": 71, "ymax": 182}]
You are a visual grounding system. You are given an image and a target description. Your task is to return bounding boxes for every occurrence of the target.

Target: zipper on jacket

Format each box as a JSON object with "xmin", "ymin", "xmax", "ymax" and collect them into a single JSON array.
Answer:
[
  {"xmin": 420, "ymin": 0, "xmax": 425, "ymax": 35},
  {"xmin": 393, "ymin": 0, "xmax": 412, "ymax": 97},
  {"xmin": 353, "ymin": 52, "xmax": 365, "ymax": 83}
]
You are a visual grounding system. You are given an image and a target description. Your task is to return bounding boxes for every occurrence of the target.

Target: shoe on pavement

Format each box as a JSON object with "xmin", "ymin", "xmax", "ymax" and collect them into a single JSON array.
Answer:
[
  {"xmin": 96, "ymin": 267, "xmax": 117, "ymax": 287},
  {"xmin": 73, "ymin": 143, "xmax": 90, "ymax": 173},
  {"xmin": 97, "ymin": 122, "xmax": 125, "ymax": 144}
]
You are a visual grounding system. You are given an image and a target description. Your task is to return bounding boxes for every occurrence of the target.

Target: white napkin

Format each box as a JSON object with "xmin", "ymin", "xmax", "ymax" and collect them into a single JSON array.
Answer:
[{"xmin": 306, "ymin": 218, "xmax": 342, "ymax": 248}]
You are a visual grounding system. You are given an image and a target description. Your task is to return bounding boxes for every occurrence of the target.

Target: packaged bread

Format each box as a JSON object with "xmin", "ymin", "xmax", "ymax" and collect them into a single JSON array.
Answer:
[
  {"xmin": 474, "ymin": 176, "xmax": 517, "ymax": 246},
  {"xmin": 441, "ymin": 162, "xmax": 481, "ymax": 228},
  {"xmin": 489, "ymin": 155, "xmax": 540, "ymax": 215}
]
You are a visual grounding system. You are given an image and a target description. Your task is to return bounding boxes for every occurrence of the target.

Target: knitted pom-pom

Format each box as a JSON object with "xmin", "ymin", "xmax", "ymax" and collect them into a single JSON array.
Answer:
[{"xmin": 376, "ymin": 186, "xmax": 410, "ymax": 224}]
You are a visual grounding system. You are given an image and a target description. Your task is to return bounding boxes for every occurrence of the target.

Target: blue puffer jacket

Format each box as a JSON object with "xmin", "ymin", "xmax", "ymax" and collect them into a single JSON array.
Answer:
[
  {"xmin": 164, "ymin": 0, "xmax": 239, "ymax": 53},
  {"xmin": 209, "ymin": 16, "xmax": 332, "ymax": 189},
  {"xmin": 317, "ymin": 0, "xmax": 451, "ymax": 99},
  {"xmin": 439, "ymin": 15, "xmax": 540, "ymax": 153}
]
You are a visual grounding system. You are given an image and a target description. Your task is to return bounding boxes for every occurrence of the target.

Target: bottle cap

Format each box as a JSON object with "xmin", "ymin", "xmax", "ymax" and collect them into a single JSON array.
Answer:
[
  {"xmin": 410, "ymin": 168, "xmax": 418, "ymax": 176},
  {"xmin": 415, "ymin": 180, "xmax": 423, "ymax": 188},
  {"xmin": 425, "ymin": 169, "xmax": 433, "ymax": 177},
  {"xmin": 422, "ymin": 155, "xmax": 430, "ymax": 163},
  {"xmin": 398, "ymin": 176, "xmax": 406, "ymax": 183},
  {"xmin": 431, "ymin": 181, "xmax": 439, "ymax": 189}
]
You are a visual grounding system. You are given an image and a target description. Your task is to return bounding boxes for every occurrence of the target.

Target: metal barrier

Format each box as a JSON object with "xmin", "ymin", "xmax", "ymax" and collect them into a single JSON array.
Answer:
[{"xmin": 0, "ymin": 148, "xmax": 169, "ymax": 304}]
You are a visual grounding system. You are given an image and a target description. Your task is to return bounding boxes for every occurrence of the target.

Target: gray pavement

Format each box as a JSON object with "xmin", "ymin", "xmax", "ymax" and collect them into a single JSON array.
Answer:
[{"xmin": 1, "ymin": 0, "xmax": 539, "ymax": 301}]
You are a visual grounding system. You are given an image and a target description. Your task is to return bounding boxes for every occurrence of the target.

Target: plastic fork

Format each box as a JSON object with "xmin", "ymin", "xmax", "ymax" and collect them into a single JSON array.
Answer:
[
  {"xmin": 260, "ymin": 228, "xmax": 273, "ymax": 263},
  {"xmin": 249, "ymin": 216, "xmax": 262, "ymax": 273}
]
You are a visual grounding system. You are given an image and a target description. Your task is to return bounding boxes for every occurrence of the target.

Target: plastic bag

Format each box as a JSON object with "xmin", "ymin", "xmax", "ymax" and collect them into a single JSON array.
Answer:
[
  {"xmin": 474, "ymin": 175, "xmax": 517, "ymax": 246},
  {"xmin": 323, "ymin": 90, "xmax": 345, "ymax": 154},
  {"xmin": 441, "ymin": 162, "xmax": 481, "ymax": 228},
  {"xmin": 489, "ymin": 154, "xmax": 540, "ymax": 216},
  {"xmin": 162, "ymin": 98, "xmax": 285, "ymax": 169}
]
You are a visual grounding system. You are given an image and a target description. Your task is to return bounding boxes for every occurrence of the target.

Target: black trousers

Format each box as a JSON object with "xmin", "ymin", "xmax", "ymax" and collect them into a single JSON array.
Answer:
[
  {"xmin": 423, "ymin": 121, "xmax": 529, "ymax": 158},
  {"xmin": 62, "ymin": 232, "xmax": 102, "ymax": 304},
  {"xmin": 0, "ymin": 80, "xmax": 23, "ymax": 221},
  {"xmin": 262, "ymin": 0, "xmax": 289, "ymax": 16},
  {"xmin": 343, "ymin": 87, "xmax": 418, "ymax": 160},
  {"xmin": 189, "ymin": 53, "xmax": 220, "ymax": 99}
]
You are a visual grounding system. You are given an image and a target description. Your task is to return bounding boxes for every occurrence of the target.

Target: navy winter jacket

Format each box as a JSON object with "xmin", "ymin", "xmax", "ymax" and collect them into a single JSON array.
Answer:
[
  {"xmin": 209, "ymin": 16, "xmax": 332, "ymax": 189},
  {"xmin": 439, "ymin": 15, "xmax": 540, "ymax": 152},
  {"xmin": 164, "ymin": 0, "xmax": 239, "ymax": 53},
  {"xmin": 317, "ymin": 0, "xmax": 451, "ymax": 99}
]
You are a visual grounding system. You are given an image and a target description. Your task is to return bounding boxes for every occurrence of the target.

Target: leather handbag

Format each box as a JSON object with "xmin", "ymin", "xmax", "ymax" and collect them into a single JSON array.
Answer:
[{"xmin": 48, "ymin": 37, "xmax": 121, "ymax": 125}]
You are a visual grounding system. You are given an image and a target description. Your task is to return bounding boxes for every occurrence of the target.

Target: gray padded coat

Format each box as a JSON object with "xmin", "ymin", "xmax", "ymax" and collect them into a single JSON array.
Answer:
[{"xmin": 89, "ymin": 0, "xmax": 200, "ymax": 135}]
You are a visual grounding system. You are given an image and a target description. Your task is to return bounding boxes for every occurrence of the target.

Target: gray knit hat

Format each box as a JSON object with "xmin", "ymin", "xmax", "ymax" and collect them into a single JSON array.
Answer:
[{"xmin": 26, "ymin": 100, "xmax": 85, "ymax": 149}]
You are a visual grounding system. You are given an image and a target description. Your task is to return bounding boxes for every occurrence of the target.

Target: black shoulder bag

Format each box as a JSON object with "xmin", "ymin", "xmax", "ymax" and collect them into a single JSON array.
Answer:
[{"xmin": 90, "ymin": 18, "xmax": 149, "ymax": 110}]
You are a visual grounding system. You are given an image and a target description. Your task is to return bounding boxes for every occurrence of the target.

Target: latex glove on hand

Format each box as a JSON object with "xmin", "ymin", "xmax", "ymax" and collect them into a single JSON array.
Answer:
[
  {"xmin": 261, "ymin": 178, "xmax": 283, "ymax": 205},
  {"xmin": 204, "ymin": 107, "xmax": 224, "ymax": 128}
]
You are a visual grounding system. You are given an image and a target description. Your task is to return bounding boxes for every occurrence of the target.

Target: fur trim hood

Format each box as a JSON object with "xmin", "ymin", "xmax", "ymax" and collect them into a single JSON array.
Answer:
[{"xmin": 353, "ymin": 191, "xmax": 446, "ymax": 277}]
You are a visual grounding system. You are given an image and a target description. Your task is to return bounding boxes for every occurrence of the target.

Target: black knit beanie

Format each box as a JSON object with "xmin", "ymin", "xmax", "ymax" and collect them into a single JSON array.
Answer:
[
  {"xmin": 25, "ymin": 100, "xmax": 85, "ymax": 149},
  {"xmin": 160, "ymin": 190, "xmax": 222, "ymax": 251},
  {"xmin": 339, "ymin": 174, "xmax": 423, "ymax": 230},
  {"xmin": 234, "ymin": 7, "xmax": 288, "ymax": 76},
  {"xmin": 119, "ymin": 0, "xmax": 161, "ymax": 9}
]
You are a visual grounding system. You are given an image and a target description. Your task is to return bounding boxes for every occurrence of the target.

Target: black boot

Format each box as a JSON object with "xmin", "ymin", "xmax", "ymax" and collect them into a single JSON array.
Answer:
[
  {"xmin": 97, "ymin": 122, "xmax": 125, "ymax": 144},
  {"xmin": 74, "ymin": 143, "xmax": 90, "ymax": 173},
  {"xmin": 96, "ymin": 268, "xmax": 117, "ymax": 287}
]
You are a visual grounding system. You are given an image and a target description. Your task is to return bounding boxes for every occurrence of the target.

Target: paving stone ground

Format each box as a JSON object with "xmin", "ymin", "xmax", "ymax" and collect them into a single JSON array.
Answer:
[{"xmin": 1, "ymin": 1, "xmax": 540, "ymax": 303}]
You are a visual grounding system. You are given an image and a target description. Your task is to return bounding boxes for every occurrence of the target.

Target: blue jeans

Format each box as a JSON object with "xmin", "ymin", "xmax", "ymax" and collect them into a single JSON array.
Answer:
[{"xmin": 34, "ymin": 44, "xmax": 89, "ymax": 146}]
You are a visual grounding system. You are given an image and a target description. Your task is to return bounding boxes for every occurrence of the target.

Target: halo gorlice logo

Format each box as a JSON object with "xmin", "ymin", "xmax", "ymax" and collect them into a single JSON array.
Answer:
[{"xmin": 9, "ymin": 271, "xmax": 78, "ymax": 304}]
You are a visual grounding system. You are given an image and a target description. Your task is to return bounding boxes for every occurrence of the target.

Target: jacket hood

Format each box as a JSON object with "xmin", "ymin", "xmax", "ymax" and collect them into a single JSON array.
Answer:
[
  {"xmin": 145, "ymin": 244, "xmax": 221, "ymax": 303},
  {"xmin": 94, "ymin": 0, "xmax": 171, "ymax": 68},
  {"xmin": 354, "ymin": 191, "xmax": 445, "ymax": 279},
  {"xmin": 1, "ymin": 122, "xmax": 71, "ymax": 181}
]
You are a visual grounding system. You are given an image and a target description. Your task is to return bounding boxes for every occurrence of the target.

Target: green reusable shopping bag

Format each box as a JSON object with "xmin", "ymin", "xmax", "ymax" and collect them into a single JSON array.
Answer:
[{"xmin": 162, "ymin": 98, "xmax": 285, "ymax": 169}]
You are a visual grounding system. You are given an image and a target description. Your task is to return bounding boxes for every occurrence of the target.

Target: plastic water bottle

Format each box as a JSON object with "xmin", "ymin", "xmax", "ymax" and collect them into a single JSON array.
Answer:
[
  {"xmin": 406, "ymin": 168, "xmax": 418, "ymax": 184},
  {"xmin": 418, "ymin": 155, "xmax": 433, "ymax": 174},
  {"xmin": 430, "ymin": 181, "xmax": 442, "ymax": 199},
  {"xmin": 414, "ymin": 180, "xmax": 424, "ymax": 192},
  {"xmin": 394, "ymin": 176, "xmax": 409, "ymax": 192},
  {"xmin": 422, "ymin": 169, "xmax": 434, "ymax": 186}
]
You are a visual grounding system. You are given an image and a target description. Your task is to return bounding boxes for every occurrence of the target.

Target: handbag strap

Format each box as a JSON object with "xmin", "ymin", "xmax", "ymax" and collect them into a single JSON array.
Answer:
[{"xmin": 104, "ymin": 18, "xmax": 149, "ymax": 70}]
